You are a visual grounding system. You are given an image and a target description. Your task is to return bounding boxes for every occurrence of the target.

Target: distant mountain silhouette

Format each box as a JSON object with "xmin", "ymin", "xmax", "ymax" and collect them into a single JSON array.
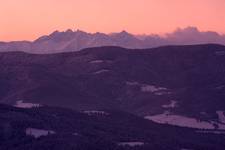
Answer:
[{"xmin": 0, "ymin": 27, "xmax": 225, "ymax": 53}]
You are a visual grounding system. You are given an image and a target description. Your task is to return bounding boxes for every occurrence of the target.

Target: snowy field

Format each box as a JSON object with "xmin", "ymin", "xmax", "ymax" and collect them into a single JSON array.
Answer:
[
  {"xmin": 145, "ymin": 111, "xmax": 225, "ymax": 130},
  {"xmin": 14, "ymin": 100, "xmax": 42, "ymax": 109},
  {"xmin": 26, "ymin": 128, "xmax": 55, "ymax": 138}
]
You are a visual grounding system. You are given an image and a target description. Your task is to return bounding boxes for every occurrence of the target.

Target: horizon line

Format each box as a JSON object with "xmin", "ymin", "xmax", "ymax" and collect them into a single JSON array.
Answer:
[{"xmin": 1, "ymin": 26, "xmax": 225, "ymax": 42}]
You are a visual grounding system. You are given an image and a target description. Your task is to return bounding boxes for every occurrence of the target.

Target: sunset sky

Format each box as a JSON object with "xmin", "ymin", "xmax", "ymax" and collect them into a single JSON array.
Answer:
[{"xmin": 1, "ymin": 0, "xmax": 225, "ymax": 41}]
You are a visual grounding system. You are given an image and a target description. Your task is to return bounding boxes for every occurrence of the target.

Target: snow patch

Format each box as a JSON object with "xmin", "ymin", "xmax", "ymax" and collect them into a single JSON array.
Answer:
[
  {"xmin": 93, "ymin": 69, "xmax": 109, "ymax": 74},
  {"xmin": 200, "ymin": 112, "xmax": 207, "ymax": 115},
  {"xmin": 145, "ymin": 112, "xmax": 225, "ymax": 130},
  {"xmin": 215, "ymin": 51, "xmax": 225, "ymax": 56},
  {"xmin": 155, "ymin": 91, "xmax": 171, "ymax": 95},
  {"xmin": 90, "ymin": 60, "xmax": 104, "ymax": 64},
  {"xmin": 126, "ymin": 81, "xmax": 170, "ymax": 95},
  {"xmin": 141, "ymin": 84, "xmax": 171, "ymax": 95},
  {"xmin": 196, "ymin": 130, "xmax": 225, "ymax": 134},
  {"xmin": 26, "ymin": 128, "xmax": 55, "ymax": 138},
  {"xmin": 83, "ymin": 110, "xmax": 109, "ymax": 116},
  {"xmin": 126, "ymin": 81, "xmax": 139, "ymax": 86},
  {"xmin": 162, "ymin": 100, "xmax": 178, "ymax": 108},
  {"xmin": 118, "ymin": 142, "xmax": 144, "ymax": 147},
  {"xmin": 141, "ymin": 85, "xmax": 167, "ymax": 92},
  {"xmin": 14, "ymin": 100, "xmax": 41, "ymax": 108},
  {"xmin": 72, "ymin": 132, "xmax": 79, "ymax": 136},
  {"xmin": 216, "ymin": 111, "xmax": 225, "ymax": 124},
  {"xmin": 217, "ymin": 123, "xmax": 225, "ymax": 130},
  {"xmin": 215, "ymin": 85, "xmax": 225, "ymax": 90}
]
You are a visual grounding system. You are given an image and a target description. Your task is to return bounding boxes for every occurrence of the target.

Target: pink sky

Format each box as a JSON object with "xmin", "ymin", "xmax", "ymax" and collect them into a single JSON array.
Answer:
[{"xmin": 1, "ymin": 0, "xmax": 225, "ymax": 41}]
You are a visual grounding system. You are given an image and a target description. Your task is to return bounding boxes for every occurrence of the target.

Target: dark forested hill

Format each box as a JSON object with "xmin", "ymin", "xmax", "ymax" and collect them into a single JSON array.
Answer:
[
  {"xmin": 1, "ymin": 44, "xmax": 225, "ymax": 130},
  {"xmin": 0, "ymin": 104, "xmax": 225, "ymax": 150}
]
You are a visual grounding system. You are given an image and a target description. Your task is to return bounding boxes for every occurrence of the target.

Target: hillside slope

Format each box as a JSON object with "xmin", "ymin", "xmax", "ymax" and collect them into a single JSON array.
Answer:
[{"xmin": 0, "ymin": 44, "xmax": 225, "ymax": 128}]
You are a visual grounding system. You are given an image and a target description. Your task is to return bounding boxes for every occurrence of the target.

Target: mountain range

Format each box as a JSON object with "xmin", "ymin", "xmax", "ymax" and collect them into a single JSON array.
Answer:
[{"xmin": 1, "ymin": 27, "xmax": 225, "ymax": 54}]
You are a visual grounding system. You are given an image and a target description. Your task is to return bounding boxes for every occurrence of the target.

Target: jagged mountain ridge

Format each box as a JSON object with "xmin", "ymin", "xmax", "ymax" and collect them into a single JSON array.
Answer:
[
  {"xmin": 1, "ymin": 27, "xmax": 225, "ymax": 54},
  {"xmin": 0, "ymin": 30, "xmax": 149, "ymax": 53}
]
